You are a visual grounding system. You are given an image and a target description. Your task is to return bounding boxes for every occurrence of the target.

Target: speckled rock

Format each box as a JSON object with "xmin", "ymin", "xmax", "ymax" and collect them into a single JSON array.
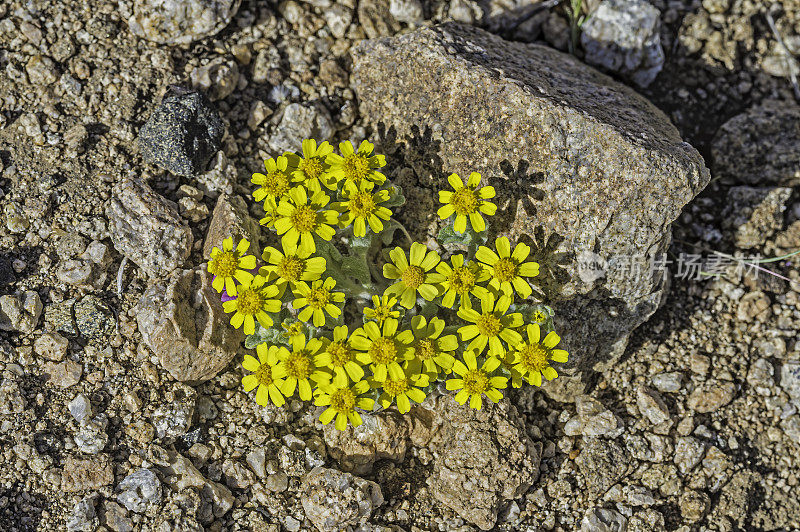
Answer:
[
  {"xmin": 352, "ymin": 23, "xmax": 709, "ymax": 398},
  {"xmin": 687, "ymin": 381, "xmax": 736, "ymax": 413},
  {"xmin": 580, "ymin": 0, "xmax": 664, "ymax": 87},
  {"xmin": 66, "ymin": 496, "xmax": 98, "ymax": 532},
  {"xmin": 106, "ymin": 177, "xmax": 193, "ymax": 277},
  {"xmin": 203, "ymin": 194, "xmax": 262, "ymax": 260},
  {"xmin": 580, "ymin": 507, "xmax": 628, "ymax": 532},
  {"xmin": 190, "ymin": 57, "xmax": 240, "ymax": 101},
  {"xmin": 425, "ymin": 395, "xmax": 540, "ymax": 530},
  {"xmin": 300, "ymin": 466, "xmax": 384, "ymax": 531},
  {"xmin": 781, "ymin": 362, "xmax": 800, "ymax": 401},
  {"xmin": 127, "ymin": 0, "xmax": 242, "ymax": 45},
  {"xmin": 135, "ymin": 267, "xmax": 242, "ymax": 382},
  {"xmin": 711, "ymin": 101, "xmax": 800, "ymax": 186},
  {"xmin": 138, "ymin": 89, "xmax": 224, "ymax": 177}
]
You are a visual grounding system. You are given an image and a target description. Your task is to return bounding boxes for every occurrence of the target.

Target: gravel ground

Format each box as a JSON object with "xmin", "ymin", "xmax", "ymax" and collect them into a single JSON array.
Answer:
[{"xmin": 1, "ymin": 0, "xmax": 799, "ymax": 530}]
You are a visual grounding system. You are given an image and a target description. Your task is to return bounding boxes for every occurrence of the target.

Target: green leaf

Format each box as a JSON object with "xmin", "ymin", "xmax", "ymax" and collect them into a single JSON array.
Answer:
[
  {"xmin": 244, "ymin": 322, "xmax": 283, "ymax": 349},
  {"xmin": 379, "ymin": 218, "xmax": 404, "ymax": 247},
  {"xmin": 437, "ymin": 222, "xmax": 489, "ymax": 249},
  {"xmin": 382, "ymin": 184, "xmax": 406, "ymax": 208},
  {"xmin": 341, "ymin": 254, "xmax": 371, "ymax": 287}
]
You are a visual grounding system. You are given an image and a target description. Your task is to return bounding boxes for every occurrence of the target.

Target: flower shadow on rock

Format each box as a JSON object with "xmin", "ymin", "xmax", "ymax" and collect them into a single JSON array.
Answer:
[
  {"xmin": 375, "ymin": 122, "xmax": 444, "ymax": 188},
  {"xmin": 522, "ymin": 225, "xmax": 572, "ymax": 302}
]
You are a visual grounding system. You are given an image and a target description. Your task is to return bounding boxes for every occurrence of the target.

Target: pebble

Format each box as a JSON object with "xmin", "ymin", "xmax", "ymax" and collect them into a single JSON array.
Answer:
[
  {"xmin": 68, "ymin": 394, "xmax": 93, "ymax": 424},
  {"xmin": 268, "ymin": 102, "xmax": 334, "ymax": 155},
  {"xmin": 301, "ymin": 467, "xmax": 384, "ymax": 531},
  {"xmin": 116, "ymin": 468, "xmax": 163, "ymax": 513},
  {"xmin": 45, "ymin": 360, "xmax": 83, "ymax": 388},
  {"xmin": 103, "ymin": 501, "xmax": 134, "ymax": 532},
  {"xmin": 780, "ymin": 362, "xmax": 800, "ymax": 401},
  {"xmin": 66, "ymin": 496, "xmax": 98, "ymax": 532},
  {"xmin": 62, "ymin": 456, "xmax": 114, "ymax": 492},
  {"xmin": 679, "ymin": 490, "xmax": 710, "ymax": 522},
  {"xmin": 0, "ymin": 291, "xmax": 43, "ymax": 334},
  {"xmin": 636, "ymin": 387, "xmax": 671, "ymax": 425},
  {"xmin": 74, "ymin": 414, "xmax": 109, "ymax": 454},
  {"xmin": 747, "ymin": 358, "xmax": 775, "ymax": 395},
  {"xmin": 673, "ymin": 436, "xmax": 705, "ymax": 475},
  {"xmin": 190, "ymin": 57, "xmax": 240, "ymax": 101},
  {"xmin": 127, "ymin": 0, "xmax": 241, "ymax": 45},
  {"xmin": 652, "ymin": 372, "xmax": 682, "ymax": 393},
  {"xmin": 34, "ymin": 332, "xmax": 69, "ymax": 361},
  {"xmin": 56, "ymin": 259, "xmax": 93, "ymax": 285},
  {"xmin": 687, "ymin": 381, "xmax": 736, "ymax": 413}
]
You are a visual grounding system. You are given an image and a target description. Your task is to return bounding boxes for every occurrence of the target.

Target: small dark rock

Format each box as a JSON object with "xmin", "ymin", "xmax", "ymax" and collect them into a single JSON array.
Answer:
[{"xmin": 138, "ymin": 89, "xmax": 223, "ymax": 177}]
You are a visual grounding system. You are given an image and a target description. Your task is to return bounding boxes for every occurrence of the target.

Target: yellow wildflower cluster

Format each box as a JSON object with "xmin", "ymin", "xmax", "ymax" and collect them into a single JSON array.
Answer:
[{"xmin": 207, "ymin": 138, "xmax": 569, "ymax": 431}]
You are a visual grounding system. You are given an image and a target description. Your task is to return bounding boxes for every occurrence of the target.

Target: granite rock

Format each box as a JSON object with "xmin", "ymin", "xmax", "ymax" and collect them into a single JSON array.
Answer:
[
  {"xmin": 351, "ymin": 23, "xmax": 709, "ymax": 398},
  {"xmin": 300, "ymin": 466, "xmax": 384, "ymax": 531},
  {"xmin": 203, "ymin": 194, "xmax": 262, "ymax": 260}
]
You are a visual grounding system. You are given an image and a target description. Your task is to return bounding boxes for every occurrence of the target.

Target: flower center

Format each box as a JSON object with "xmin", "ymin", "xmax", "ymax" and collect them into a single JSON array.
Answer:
[
  {"xmin": 330, "ymin": 387, "xmax": 356, "ymax": 413},
  {"xmin": 300, "ymin": 157, "xmax": 324, "ymax": 180},
  {"xmin": 383, "ymin": 376, "xmax": 410, "ymax": 397},
  {"xmin": 451, "ymin": 187, "xmax": 479, "ymax": 215},
  {"xmin": 414, "ymin": 338, "xmax": 437, "ymax": 361},
  {"xmin": 449, "ymin": 265, "xmax": 476, "ymax": 293},
  {"xmin": 285, "ymin": 351, "xmax": 312, "ymax": 380},
  {"xmin": 532, "ymin": 310, "xmax": 547, "ymax": 323},
  {"xmin": 327, "ymin": 341, "xmax": 352, "ymax": 367},
  {"xmin": 401, "ymin": 265, "xmax": 425, "ymax": 290},
  {"xmin": 342, "ymin": 154, "xmax": 370, "ymax": 181},
  {"xmin": 291, "ymin": 205, "xmax": 318, "ymax": 233},
  {"xmin": 236, "ymin": 288, "xmax": 264, "ymax": 315},
  {"xmin": 462, "ymin": 369, "xmax": 489, "ymax": 394},
  {"xmin": 211, "ymin": 251, "xmax": 239, "ymax": 278},
  {"xmin": 476, "ymin": 312, "xmax": 502, "ymax": 338},
  {"xmin": 278, "ymin": 256, "xmax": 305, "ymax": 282},
  {"xmin": 493, "ymin": 258, "xmax": 518, "ymax": 282},
  {"xmin": 369, "ymin": 337, "xmax": 397, "ymax": 365},
  {"xmin": 517, "ymin": 343, "xmax": 549, "ymax": 373},
  {"xmin": 350, "ymin": 191, "xmax": 377, "ymax": 218},
  {"xmin": 307, "ymin": 286, "xmax": 331, "ymax": 309},
  {"xmin": 371, "ymin": 303, "xmax": 393, "ymax": 323},
  {"xmin": 254, "ymin": 364, "xmax": 274, "ymax": 386},
  {"xmin": 263, "ymin": 171, "xmax": 290, "ymax": 197}
]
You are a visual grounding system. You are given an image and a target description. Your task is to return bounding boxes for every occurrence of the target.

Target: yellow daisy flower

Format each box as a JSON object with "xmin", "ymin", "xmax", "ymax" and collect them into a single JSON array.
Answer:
[
  {"xmin": 207, "ymin": 237, "xmax": 257, "ymax": 297},
  {"xmin": 435, "ymin": 254, "xmax": 491, "ymax": 311},
  {"xmin": 276, "ymin": 335, "xmax": 329, "ymax": 401},
  {"xmin": 222, "ymin": 275, "xmax": 281, "ymax": 335},
  {"xmin": 284, "ymin": 139, "xmax": 335, "ymax": 192},
  {"xmin": 259, "ymin": 197, "xmax": 280, "ymax": 228},
  {"xmin": 252, "ymin": 155, "xmax": 299, "ymax": 203},
  {"xmin": 351, "ymin": 318, "xmax": 414, "ymax": 382},
  {"xmin": 362, "ymin": 293, "xmax": 400, "ymax": 326},
  {"xmin": 475, "ymin": 237, "xmax": 539, "ymax": 300},
  {"xmin": 437, "ymin": 172, "xmax": 497, "ymax": 233},
  {"xmin": 291, "ymin": 277, "xmax": 345, "ymax": 327},
  {"xmin": 375, "ymin": 363, "xmax": 429, "ymax": 414},
  {"xmin": 260, "ymin": 242, "xmax": 326, "ymax": 297},
  {"xmin": 315, "ymin": 374, "xmax": 375, "ymax": 431},
  {"xmin": 446, "ymin": 349, "xmax": 508, "ymax": 410},
  {"xmin": 457, "ymin": 293, "xmax": 523, "ymax": 358},
  {"xmin": 509, "ymin": 324, "xmax": 569, "ymax": 387},
  {"xmin": 326, "ymin": 140, "xmax": 386, "ymax": 189},
  {"xmin": 333, "ymin": 181, "xmax": 393, "ymax": 237},
  {"xmin": 407, "ymin": 316, "xmax": 458, "ymax": 378},
  {"xmin": 242, "ymin": 344, "xmax": 288, "ymax": 407},
  {"xmin": 314, "ymin": 325, "xmax": 365, "ymax": 383},
  {"xmin": 274, "ymin": 186, "xmax": 339, "ymax": 255},
  {"xmin": 383, "ymin": 242, "xmax": 445, "ymax": 309}
]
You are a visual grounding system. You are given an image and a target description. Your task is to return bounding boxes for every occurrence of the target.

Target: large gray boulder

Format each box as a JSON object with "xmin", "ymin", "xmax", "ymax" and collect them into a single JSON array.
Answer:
[{"xmin": 351, "ymin": 23, "xmax": 709, "ymax": 399}]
